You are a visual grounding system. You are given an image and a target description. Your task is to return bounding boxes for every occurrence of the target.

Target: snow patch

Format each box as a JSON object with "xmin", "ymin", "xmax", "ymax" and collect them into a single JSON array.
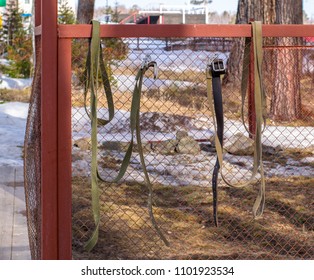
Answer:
[
  {"xmin": 0, "ymin": 102, "xmax": 29, "ymax": 167},
  {"xmin": 0, "ymin": 102, "xmax": 313, "ymax": 184},
  {"xmin": 0, "ymin": 75, "xmax": 32, "ymax": 90}
]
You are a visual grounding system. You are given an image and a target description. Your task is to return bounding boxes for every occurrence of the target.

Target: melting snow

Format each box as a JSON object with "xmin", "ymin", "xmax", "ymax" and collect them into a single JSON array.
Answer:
[
  {"xmin": 0, "ymin": 75, "xmax": 32, "ymax": 90},
  {"xmin": 0, "ymin": 102, "xmax": 28, "ymax": 167},
  {"xmin": 0, "ymin": 102, "xmax": 313, "ymax": 184}
]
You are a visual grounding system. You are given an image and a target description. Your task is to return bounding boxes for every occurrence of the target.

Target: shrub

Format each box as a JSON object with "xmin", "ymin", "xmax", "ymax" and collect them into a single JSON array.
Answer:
[
  {"xmin": 0, "ymin": 0, "xmax": 32, "ymax": 78},
  {"xmin": 5, "ymin": 30, "xmax": 32, "ymax": 78}
]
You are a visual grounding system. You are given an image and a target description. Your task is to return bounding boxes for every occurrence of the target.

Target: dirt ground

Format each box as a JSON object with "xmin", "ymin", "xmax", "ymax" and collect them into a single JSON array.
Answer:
[{"xmin": 72, "ymin": 176, "xmax": 313, "ymax": 260}]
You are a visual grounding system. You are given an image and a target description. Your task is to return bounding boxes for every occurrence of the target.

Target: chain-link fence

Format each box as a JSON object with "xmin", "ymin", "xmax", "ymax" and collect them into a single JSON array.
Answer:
[
  {"xmin": 70, "ymin": 36, "xmax": 313, "ymax": 260},
  {"xmin": 24, "ymin": 38, "xmax": 42, "ymax": 260}
]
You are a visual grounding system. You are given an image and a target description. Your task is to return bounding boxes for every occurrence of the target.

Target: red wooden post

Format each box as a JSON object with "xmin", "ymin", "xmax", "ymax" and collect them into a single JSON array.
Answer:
[
  {"xmin": 34, "ymin": 0, "xmax": 41, "ymax": 70},
  {"xmin": 57, "ymin": 38, "xmax": 73, "ymax": 260},
  {"xmin": 34, "ymin": 0, "xmax": 41, "ymax": 61},
  {"xmin": 35, "ymin": 0, "xmax": 41, "ymax": 26},
  {"xmin": 41, "ymin": 0, "xmax": 59, "ymax": 259}
]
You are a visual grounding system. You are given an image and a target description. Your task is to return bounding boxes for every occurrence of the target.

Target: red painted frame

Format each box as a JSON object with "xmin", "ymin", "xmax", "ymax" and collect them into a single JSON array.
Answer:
[
  {"xmin": 37, "ymin": 0, "xmax": 73, "ymax": 260},
  {"xmin": 36, "ymin": 0, "xmax": 314, "ymax": 259}
]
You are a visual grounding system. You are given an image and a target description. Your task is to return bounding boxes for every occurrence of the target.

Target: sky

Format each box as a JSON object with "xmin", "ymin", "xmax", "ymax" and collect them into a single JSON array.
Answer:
[{"xmin": 92, "ymin": 0, "xmax": 314, "ymax": 18}]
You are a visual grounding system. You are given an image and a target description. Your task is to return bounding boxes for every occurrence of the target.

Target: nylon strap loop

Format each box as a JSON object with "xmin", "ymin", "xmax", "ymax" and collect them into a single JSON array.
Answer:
[
  {"xmin": 84, "ymin": 23, "xmax": 168, "ymax": 250},
  {"xmin": 84, "ymin": 20, "xmax": 103, "ymax": 251},
  {"xmin": 207, "ymin": 21, "xmax": 266, "ymax": 225}
]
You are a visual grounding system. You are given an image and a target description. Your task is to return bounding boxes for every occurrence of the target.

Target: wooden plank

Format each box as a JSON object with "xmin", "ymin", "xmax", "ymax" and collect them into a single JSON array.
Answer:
[
  {"xmin": 41, "ymin": 0, "xmax": 59, "ymax": 259},
  {"xmin": 35, "ymin": 0, "xmax": 41, "ymax": 26},
  {"xmin": 58, "ymin": 24, "xmax": 252, "ymax": 38},
  {"xmin": 263, "ymin": 24, "xmax": 314, "ymax": 37},
  {"xmin": 57, "ymin": 38, "xmax": 72, "ymax": 260},
  {"xmin": 0, "ymin": 167, "xmax": 30, "ymax": 260},
  {"xmin": 11, "ymin": 187, "xmax": 31, "ymax": 260},
  {"xmin": 0, "ymin": 185, "xmax": 14, "ymax": 260},
  {"xmin": 58, "ymin": 24, "xmax": 314, "ymax": 39}
]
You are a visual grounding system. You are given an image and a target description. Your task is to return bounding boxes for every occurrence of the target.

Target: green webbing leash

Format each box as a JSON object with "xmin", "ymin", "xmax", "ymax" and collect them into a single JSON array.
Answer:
[
  {"xmin": 118, "ymin": 55, "xmax": 170, "ymax": 246},
  {"xmin": 249, "ymin": 21, "xmax": 266, "ymax": 218},
  {"xmin": 84, "ymin": 21, "xmax": 168, "ymax": 250},
  {"xmin": 104, "ymin": 54, "xmax": 169, "ymax": 246},
  {"xmin": 84, "ymin": 21, "xmax": 114, "ymax": 127},
  {"xmin": 84, "ymin": 20, "xmax": 115, "ymax": 251},
  {"xmin": 207, "ymin": 21, "xmax": 266, "ymax": 225}
]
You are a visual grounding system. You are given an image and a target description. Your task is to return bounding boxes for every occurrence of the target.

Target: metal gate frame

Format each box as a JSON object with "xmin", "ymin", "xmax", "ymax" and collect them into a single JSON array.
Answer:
[{"xmin": 35, "ymin": 0, "xmax": 314, "ymax": 259}]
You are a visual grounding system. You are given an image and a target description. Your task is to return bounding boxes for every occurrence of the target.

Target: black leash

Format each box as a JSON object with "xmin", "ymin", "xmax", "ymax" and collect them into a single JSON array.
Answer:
[
  {"xmin": 208, "ymin": 59, "xmax": 226, "ymax": 227},
  {"xmin": 207, "ymin": 22, "xmax": 266, "ymax": 227}
]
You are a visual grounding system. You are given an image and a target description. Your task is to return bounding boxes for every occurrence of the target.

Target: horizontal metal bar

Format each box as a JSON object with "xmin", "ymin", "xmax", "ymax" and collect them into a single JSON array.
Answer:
[{"xmin": 58, "ymin": 24, "xmax": 314, "ymax": 39}]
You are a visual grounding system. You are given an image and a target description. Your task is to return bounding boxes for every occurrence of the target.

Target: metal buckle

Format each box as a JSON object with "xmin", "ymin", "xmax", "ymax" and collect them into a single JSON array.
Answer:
[
  {"xmin": 141, "ymin": 54, "xmax": 151, "ymax": 69},
  {"xmin": 211, "ymin": 59, "xmax": 226, "ymax": 75},
  {"xmin": 141, "ymin": 55, "xmax": 158, "ymax": 79}
]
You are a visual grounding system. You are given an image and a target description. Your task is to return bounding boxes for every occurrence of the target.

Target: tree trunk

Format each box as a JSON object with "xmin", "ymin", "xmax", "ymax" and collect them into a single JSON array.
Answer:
[
  {"xmin": 224, "ymin": 0, "xmax": 303, "ymax": 122},
  {"xmin": 223, "ymin": 0, "xmax": 274, "ymax": 85},
  {"xmin": 270, "ymin": 0, "xmax": 303, "ymax": 121},
  {"xmin": 77, "ymin": 0, "xmax": 95, "ymax": 24},
  {"xmin": 222, "ymin": 0, "xmax": 247, "ymax": 86}
]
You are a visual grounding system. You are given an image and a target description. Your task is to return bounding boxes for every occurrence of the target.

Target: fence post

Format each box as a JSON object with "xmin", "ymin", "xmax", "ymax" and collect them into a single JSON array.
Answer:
[
  {"xmin": 41, "ymin": 0, "xmax": 59, "ymax": 259},
  {"xmin": 57, "ymin": 38, "xmax": 73, "ymax": 260}
]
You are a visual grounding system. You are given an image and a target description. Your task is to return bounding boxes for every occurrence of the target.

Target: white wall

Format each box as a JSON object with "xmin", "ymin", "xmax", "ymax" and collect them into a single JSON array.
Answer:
[{"xmin": 18, "ymin": 0, "xmax": 32, "ymax": 14}]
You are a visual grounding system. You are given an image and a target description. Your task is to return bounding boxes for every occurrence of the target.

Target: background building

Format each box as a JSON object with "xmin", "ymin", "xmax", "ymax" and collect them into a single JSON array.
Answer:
[{"xmin": 2, "ymin": 0, "xmax": 76, "ymax": 16}]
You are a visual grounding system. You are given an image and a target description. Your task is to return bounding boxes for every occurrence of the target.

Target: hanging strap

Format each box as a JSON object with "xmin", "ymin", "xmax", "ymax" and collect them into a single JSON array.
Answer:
[
  {"xmin": 84, "ymin": 20, "xmax": 115, "ymax": 251},
  {"xmin": 249, "ymin": 21, "xmax": 266, "ymax": 218},
  {"xmin": 242, "ymin": 21, "xmax": 266, "ymax": 218},
  {"xmin": 84, "ymin": 23, "xmax": 169, "ymax": 250},
  {"xmin": 119, "ymin": 55, "xmax": 169, "ymax": 246},
  {"xmin": 207, "ymin": 21, "xmax": 266, "ymax": 226},
  {"xmin": 84, "ymin": 21, "xmax": 114, "ymax": 126},
  {"xmin": 84, "ymin": 20, "xmax": 112, "ymax": 251},
  {"xmin": 207, "ymin": 59, "xmax": 225, "ymax": 227}
]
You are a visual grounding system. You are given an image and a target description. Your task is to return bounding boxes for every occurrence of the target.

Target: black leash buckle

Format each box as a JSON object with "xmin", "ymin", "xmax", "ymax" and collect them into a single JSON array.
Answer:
[{"xmin": 210, "ymin": 59, "xmax": 226, "ymax": 76}]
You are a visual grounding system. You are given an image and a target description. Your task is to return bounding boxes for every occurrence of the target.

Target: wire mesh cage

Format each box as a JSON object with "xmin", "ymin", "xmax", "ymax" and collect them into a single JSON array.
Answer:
[{"xmin": 69, "ymin": 36, "xmax": 314, "ymax": 260}]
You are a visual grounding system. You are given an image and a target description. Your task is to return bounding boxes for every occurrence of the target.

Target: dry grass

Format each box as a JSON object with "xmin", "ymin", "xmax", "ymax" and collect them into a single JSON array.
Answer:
[
  {"xmin": 71, "ymin": 69, "xmax": 314, "ymax": 126},
  {"xmin": 72, "ymin": 88, "xmax": 213, "ymax": 117},
  {"xmin": 262, "ymin": 147, "xmax": 314, "ymax": 168},
  {"xmin": 72, "ymin": 176, "xmax": 313, "ymax": 260},
  {"xmin": 113, "ymin": 65, "xmax": 206, "ymax": 84},
  {"xmin": 0, "ymin": 88, "xmax": 31, "ymax": 103}
]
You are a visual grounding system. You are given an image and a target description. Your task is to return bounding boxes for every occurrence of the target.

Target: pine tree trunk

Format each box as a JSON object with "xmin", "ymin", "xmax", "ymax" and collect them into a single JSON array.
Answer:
[
  {"xmin": 271, "ymin": 42, "xmax": 301, "ymax": 121},
  {"xmin": 224, "ymin": 0, "xmax": 303, "ymax": 122},
  {"xmin": 270, "ymin": 0, "xmax": 303, "ymax": 121},
  {"xmin": 77, "ymin": 0, "xmax": 95, "ymax": 24},
  {"xmin": 223, "ymin": 0, "xmax": 273, "ymax": 86},
  {"xmin": 222, "ymin": 0, "xmax": 248, "ymax": 86}
]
